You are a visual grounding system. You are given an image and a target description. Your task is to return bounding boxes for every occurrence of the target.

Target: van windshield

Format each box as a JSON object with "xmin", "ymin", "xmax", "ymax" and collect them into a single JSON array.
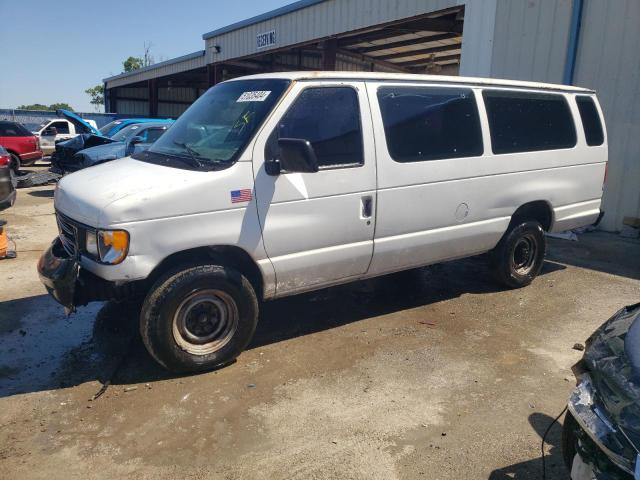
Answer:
[{"xmin": 145, "ymin": 79, "xmax": 290, "ymax": 168}]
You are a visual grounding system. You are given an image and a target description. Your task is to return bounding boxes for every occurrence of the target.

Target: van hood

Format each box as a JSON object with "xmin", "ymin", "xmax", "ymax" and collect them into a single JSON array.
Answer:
[
  {"xmin": 54, "ymin": 156, "xmax": 245, "ymax": 227},
  {"xmin": 56, "ymin": 109, "xmax": 101, "ymax": 135}
]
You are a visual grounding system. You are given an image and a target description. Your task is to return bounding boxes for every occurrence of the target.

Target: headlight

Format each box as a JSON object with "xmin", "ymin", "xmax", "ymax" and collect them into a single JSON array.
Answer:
[
  {"xmin": 85, "ymin": 229, "xmax": 129, "ymax": 264},
  {"xmin": 85, "ymin": 231, "xmax": 98, "ymax": 257}
]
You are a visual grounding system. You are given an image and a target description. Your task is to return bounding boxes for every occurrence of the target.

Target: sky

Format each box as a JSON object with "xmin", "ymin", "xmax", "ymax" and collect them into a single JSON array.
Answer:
[{"xmin": 0, "ymin": 0, "xmax": 292, "ymax": 112}]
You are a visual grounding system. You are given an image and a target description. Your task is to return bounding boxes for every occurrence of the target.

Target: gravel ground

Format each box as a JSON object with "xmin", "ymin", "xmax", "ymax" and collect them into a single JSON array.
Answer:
[{"xmin": 0, "ymin": 182, "xmax": 638, "ymax": 480}]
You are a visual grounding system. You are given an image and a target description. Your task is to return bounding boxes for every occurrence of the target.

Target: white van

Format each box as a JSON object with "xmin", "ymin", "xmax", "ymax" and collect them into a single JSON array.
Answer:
[{"xmin": 38, "ymin": 72, "xmax": 607, "ymax": 372}]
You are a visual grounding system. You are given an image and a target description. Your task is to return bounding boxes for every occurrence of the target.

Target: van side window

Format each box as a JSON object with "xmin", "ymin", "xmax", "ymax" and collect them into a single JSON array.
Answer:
[
  {"xmin": 483, "ymin": 90, "xmax": 576, "ymax": 154},
  {"xmin": 266, "ymin": 87, "xmax": 363, "ymax": 169},
  {"xmin": 51, "ymin": 121, "xmax": 70, "ymax": 135},
  {"xmin": 576, "ymin": 96, "xmax": 604, "ymax": 146},
  {"xmin": 377, "ymin": 86, "xmax": 483, "ymax": 162}
]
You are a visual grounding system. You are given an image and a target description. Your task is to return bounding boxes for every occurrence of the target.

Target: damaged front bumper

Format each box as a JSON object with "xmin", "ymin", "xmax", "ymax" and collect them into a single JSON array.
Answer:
[
  {"xmin": 38, "ymin": 237, "xmax": 142, "ymax": 312},
  {"xmin": 37, "ymin": 237, "xmax": 80, "ymax": 312},
  {"xmin": 568, "ymin": 374, "xmax": 639, "ymax": 479}
]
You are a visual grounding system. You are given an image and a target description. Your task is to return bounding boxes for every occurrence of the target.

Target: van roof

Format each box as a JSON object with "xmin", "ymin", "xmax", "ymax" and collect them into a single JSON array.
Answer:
[{"xmin": 229, "ymin": 71, "xmax": 594, "ymax": 94}]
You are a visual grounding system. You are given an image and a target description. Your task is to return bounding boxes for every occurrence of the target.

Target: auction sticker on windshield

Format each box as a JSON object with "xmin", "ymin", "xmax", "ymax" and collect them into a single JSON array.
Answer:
[{"xmin": 237, "ymin": 91, "xmax": 271, "ymax": 102}]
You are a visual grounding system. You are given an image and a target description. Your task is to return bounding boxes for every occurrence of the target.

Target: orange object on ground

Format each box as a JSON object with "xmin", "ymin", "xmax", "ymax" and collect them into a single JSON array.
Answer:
[
  {"xmin": 0, "ymin": 219, "xmax": 15, "ymax": 259},
  {"xmin": 0, "ymin": 222, "xmax": 7, "ymax": 259}
]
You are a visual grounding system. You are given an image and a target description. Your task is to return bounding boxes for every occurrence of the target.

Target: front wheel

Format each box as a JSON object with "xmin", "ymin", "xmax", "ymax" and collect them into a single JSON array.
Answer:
[
  {"xmin": 489, "ymin": 220, "xmax": 546, "ymax": 288},
  {"xmin": 140, "ymin": 265, "xmax": 259, "ymax": 372}
]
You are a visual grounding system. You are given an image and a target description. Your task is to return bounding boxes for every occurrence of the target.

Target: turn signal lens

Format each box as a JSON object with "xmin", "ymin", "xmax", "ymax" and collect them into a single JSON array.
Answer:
[{"xmin": 97, "ymin": 230, "xmax": 129, "ymax": 264}]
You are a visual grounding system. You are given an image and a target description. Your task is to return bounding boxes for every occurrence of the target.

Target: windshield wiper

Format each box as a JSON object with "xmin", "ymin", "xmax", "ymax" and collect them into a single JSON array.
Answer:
[{"xmin": 172, "ymin": 141, "xmax": 204, "ymax": 168}]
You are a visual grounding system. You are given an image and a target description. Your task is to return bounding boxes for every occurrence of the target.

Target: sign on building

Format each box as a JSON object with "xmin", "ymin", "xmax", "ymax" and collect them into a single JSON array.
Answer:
[{"xmin": 257, "ymin": 30, "xmax": 277, "ymax": 49}]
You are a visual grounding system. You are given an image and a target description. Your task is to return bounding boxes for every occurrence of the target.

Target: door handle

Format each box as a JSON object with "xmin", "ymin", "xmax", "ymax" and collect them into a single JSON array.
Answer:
[{"xmin": 361, "ymin": 196, "xmax": 373, "ymax": 219}]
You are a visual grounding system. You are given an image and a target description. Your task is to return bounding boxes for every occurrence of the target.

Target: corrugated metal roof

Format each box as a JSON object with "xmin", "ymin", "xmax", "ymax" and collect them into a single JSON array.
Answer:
[
  {"xmin": 103, "ymin": 50, "xmax": 206, "ymax": 83},
  {"xmin": 202, "ymin": 0, "xmax": 328, "ymax": 40}
]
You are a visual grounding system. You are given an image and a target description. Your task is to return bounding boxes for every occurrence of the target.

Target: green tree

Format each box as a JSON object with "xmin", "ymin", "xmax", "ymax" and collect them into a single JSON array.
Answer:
[
  {"xmin": 17, "ymin": 103, "xmax": 49, "ymax": 110},
  {"xmin": 85, "ymin": 85, "xmax": 104, "ymax": 111},
  {"xmin": 16, "ymin": 103, "xmax": 74, "ymax": 111},
  {"xmin": 122, "ymin": 43, "xmax": 155, "ymax": 72},
  {"xmin": 49, "ymin": 103, "xmax": 74, "ymax": 111},
  {"xmin": 123, "ymin": 56, "xmax": 144, "ymax": 72}
]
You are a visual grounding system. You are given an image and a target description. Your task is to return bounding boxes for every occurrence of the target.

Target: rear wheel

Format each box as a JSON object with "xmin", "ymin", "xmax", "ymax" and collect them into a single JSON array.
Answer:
[
  {"xmin": 9, "ymin": 153, "xmax": 20, "ymax": 174},
  {"xmin": 489, "ymin": 220, "xmax": 546, "ymax": 288},
  {"xmin": 140, "ymin": 265, "xmax": 258, "ymax": 372}
]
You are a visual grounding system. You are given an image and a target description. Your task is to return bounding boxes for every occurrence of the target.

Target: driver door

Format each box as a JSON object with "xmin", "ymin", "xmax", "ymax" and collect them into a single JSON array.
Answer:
[
  {"xmin": 252, "ymin": 81, "xmax": 377, "ymax": 297},
  {"xmin": 40, "ymin": 121, "xmax": 70, "ymax": 155}
]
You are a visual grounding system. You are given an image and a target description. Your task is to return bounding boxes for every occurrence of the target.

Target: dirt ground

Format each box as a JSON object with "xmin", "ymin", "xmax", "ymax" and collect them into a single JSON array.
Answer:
[{"xmin": 1, "ymin": 175, "xmax": 639, "ymax": 479}]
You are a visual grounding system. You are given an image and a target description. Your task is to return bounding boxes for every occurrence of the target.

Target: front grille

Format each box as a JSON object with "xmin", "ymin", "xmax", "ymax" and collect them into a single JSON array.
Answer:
[{"xmin": 56, "ymin": 212, "xmax": 79, "ymax": 257}]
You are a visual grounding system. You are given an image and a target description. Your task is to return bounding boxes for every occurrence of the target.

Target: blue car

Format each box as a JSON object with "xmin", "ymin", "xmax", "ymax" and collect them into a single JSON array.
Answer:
[
  {"xmin": 64, "ymin": 121, "xmax": 173, "ymax": 173},
  {"xmin": 98, "ymin": 118, "xmax": 173, "ymax": 138},
  {"xmin": 50, "ymin": 112, "xmax": 173, "ymax": 173}
]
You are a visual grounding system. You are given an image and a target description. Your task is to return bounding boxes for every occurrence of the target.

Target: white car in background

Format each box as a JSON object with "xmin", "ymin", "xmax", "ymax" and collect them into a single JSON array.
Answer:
[{"xmin": 32, "ymin": 111, "xmax": 98, "ymax": 156}]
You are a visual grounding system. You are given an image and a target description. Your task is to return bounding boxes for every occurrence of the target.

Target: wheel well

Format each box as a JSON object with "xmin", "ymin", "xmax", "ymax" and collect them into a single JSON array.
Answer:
[
  {"xmin": 5, "ymin": 149, "xmax": 20, "ymax": 160},
  {"xmin": 510, "ymin": 201, "xmax": 553, "ymax": 231},
  {"xmin": 148, "ymin": 246, "xmax": 265, "ymax": 300}
]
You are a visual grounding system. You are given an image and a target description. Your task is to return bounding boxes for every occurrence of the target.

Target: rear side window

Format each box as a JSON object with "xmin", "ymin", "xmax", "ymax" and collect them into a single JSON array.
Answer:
[
  {"xmin": 377, "ymin": 86, "xmax": 483, "ymax": 162},
  {"xmin": 576, "ymin": 96, "xmax": 604, "ymax": 146},
  {"xmin": 483, "ymin": 90, "xmax": 576, "ymax": 154},
  {"xmin": 0, "ymin": 122, "xmax": 31, "ymax": 136},
  {"xmin": 268, "ymin": 86, "xmax": 363, "ymax": 168}
]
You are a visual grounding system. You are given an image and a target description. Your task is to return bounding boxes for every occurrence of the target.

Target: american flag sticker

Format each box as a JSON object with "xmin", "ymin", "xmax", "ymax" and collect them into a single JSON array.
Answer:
[{"xmin": 230, "ymin": 189, "xmax": 252, "ymax": 203}]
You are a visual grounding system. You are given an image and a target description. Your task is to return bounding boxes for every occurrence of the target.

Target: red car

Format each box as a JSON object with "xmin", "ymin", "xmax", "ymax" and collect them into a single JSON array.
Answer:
[{"xmin": 0, "ymin": 121, "xmax": 43, "ymax": 174}]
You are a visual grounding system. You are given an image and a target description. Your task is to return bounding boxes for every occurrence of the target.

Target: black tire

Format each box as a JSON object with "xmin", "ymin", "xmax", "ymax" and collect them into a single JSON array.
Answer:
[
  {"xmin": 489, "ymin": 220, "xmax": 546, "ymax": 288},
  {"xmin": 9, "ymin": 153, "xmax": 20, "ymax": 174},
  {"xmin": 140, "ymin": 265, "xmax": 258, "ymax": 372},
  {"xmin": 561, "ymin": 411, "xmax": 579, "ymax": 472},
  {"xmin": 9, "ymin": 167, "xmax": 17, "ymax": 188}
]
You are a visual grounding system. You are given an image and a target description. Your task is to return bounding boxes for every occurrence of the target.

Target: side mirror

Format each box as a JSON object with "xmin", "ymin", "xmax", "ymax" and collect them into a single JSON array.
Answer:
[
  {"xmin": 267, "ymin": 138, "xmax": 319, "ymax": 175},
  {"xmin": 129, "ymin": 136, "xmax": 144, "ymax": 145}
]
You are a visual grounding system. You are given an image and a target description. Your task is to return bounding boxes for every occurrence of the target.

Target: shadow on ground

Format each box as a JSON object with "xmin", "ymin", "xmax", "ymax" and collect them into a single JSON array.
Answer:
[
  {"xmin": 489, "ymin": 412, "xmax": 569, "ymax": 479},
  {"xmin": 0, "ymin": 256, "xmax": 564, "ymax": 398},
  {"xmin": 547, "ymin": 231, "xmax": 640, "ymax": 280},
  {"xmin": 28, "ymin": 188, "xmax": 55, "ymax": 198}
]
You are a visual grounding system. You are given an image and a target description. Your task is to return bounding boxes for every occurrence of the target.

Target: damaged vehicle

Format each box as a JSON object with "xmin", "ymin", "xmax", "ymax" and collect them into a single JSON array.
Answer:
[
  {"xmin": 57, "ymin": 121, "xmax": 173, "ymax": 173},
  {"xmin": 98, "ymin": 118, "xmax": 173, "ymax": 138},
  {"xmin": 50, "ymin": 111, "xmax": 172, "ymax": 173},
  {"xmin": 34, "ymin": 111, "xmax": 98, "ymax": 156},
  {"xmin": 563, "ymin": 303, "xmax": 640, "ymax": 479},
  {"xmin": 38, "ymin": 72, "xmax": 606, "ymax": 373}
]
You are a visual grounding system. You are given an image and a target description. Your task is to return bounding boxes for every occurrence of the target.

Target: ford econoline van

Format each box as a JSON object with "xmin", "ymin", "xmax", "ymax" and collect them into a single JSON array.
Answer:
[{"xmin": 38, "ymin": 72, "xmax": 607, "ymax": 372}]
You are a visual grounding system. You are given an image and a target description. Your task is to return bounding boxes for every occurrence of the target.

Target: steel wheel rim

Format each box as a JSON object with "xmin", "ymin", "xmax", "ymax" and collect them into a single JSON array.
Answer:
[
  {"xmin": 172, "ymin": 289, "xmax": 238, "ymax": 356},
  {"xmin": 512, "ymin": 234, "xmax": 537, "ymax": 275}
]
